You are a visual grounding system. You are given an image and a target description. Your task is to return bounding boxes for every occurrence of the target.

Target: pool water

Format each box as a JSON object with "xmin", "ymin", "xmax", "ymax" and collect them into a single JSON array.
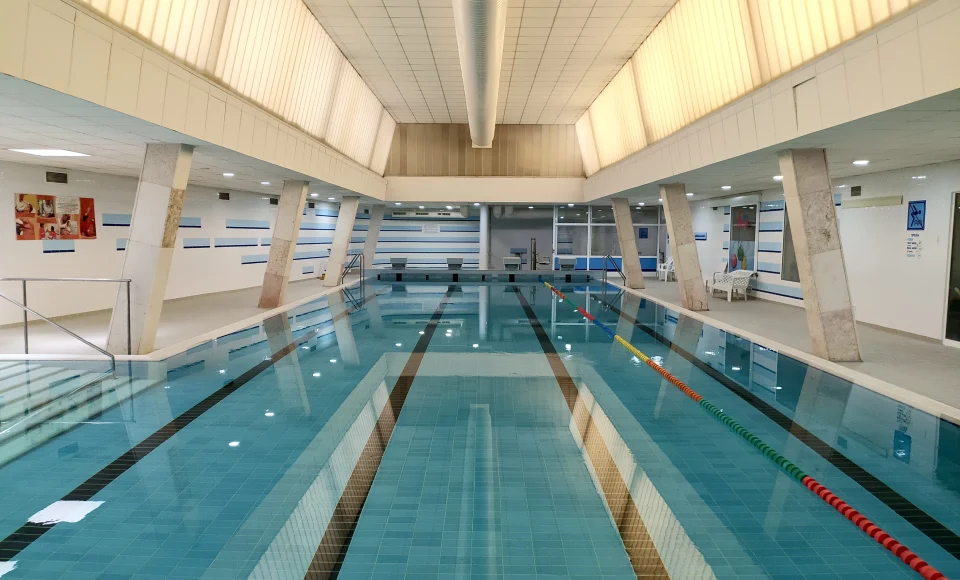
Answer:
[{"xmin": 0, "ymin": 282, "xmax": 957, "ymax": 580}]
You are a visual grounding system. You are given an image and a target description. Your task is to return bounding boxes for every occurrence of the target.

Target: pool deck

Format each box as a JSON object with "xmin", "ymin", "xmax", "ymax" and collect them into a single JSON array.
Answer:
[{"xmin": 614, "ymin": 279, "xmax": 960, "ymax": 422}]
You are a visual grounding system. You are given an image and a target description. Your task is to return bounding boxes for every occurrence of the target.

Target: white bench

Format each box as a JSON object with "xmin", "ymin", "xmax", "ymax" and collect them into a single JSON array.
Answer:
[{"xmin": 712, "ymin": 270, "xmax": 752, "ymax": 301}]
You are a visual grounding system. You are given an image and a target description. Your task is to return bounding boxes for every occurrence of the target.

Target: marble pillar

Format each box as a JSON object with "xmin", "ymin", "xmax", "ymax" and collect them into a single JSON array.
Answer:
[
  {"xmin": 778, "ymin": 149, "xmax": 861, "ymax": 362},
  {"xmin": 324, "ymin": 196, "xmax": 360, "ymax": 287},
  {"xmin": 660, "ymin": 183, "xmax": 709, "ymax": 311},
  {"xmin": 479, "ymin": 204, "xmax": 490, "ymax": 269},
  {"xmin": 107, "ymin": 143, "xmax": 193, "ymax": 355},
  {"xmin": 611, "ymin": 198, "xmax": 645, "ymax": 288},
  {"xmin": 362, "ymin": 205, "xmax": 384, "ymax": 271},
  {"xmin": 328, "ymin": 291, "xmax": 360, "ymax": 366},
  {"xmin": 258, "ymin": 180, "xmax": 309, "ymax": 309}
]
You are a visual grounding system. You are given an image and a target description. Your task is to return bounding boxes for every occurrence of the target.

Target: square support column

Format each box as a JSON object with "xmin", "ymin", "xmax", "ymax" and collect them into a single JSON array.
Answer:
[
  {"xmin": 611, "ymin": 198, "xmax": 645, "ymax": 288},
  {"xmin": 324, "ymin": 196, "xmax": 360, "ymax": 286},
  {"xmin": 258, "ymin": 180, "xmax": 309, "ymax": 309},
  {"xmin": 778, "ymin": 149, "xmax": 861, "ymax": 362},
  {"xmin": 362, "ymin": 205, "xmax": 384, "ymax": 270},
  {"xmin": 660, "ymin": 183, "xmax": 709, "ymax": 311},
  {"xmin": 107, "ymin": 143, "xmax": 193, "ymax": 355}
]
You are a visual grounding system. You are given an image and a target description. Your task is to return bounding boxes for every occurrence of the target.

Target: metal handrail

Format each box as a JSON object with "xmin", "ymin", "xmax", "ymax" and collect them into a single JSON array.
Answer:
[
  {"xmin": 601, "ymin": 255, "xmax": 626, "ymax": 286},
  {"xmin": 339, "ymin": 253, "xmax": 364, "ymax": 285},
  {"xmin": 0, "ymin": 291, "xmax": 116, "ymax": 373},
  {"xmin": 0, "ymin": 277, "xmax": 132, "ymax": 355}
]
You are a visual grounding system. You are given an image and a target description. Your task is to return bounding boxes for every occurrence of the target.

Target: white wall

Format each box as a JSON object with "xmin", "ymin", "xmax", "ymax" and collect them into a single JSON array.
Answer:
[
  {"xmin": 0, "ymin": 161, "xmax": 338, "ymax": 325},
  {"xmin": 1, "ymin": 160, "xmax": 483, "ymax": 325},
  {"xmin": 690, "ymin": 160, "xmax": 960, "ymax": 340}
]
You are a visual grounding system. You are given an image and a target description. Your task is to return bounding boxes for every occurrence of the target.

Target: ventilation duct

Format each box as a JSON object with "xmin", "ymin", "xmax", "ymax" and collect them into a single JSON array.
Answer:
[{"xmin": 453, "ymin": 0, "xmax": 507, "ymax": 148}]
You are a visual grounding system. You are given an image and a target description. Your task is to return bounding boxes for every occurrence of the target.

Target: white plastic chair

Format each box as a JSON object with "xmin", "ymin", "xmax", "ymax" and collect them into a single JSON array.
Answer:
[
  {"xmin": 657, "ymin": 258, "xmax": 675, "ymax": 281},
  {"xmin": 704, "ymin": 260, "xmax": 728, "ymax": 292},
  {"xmin": 712, "ymin": 270, "xmax": 752, "ymax": 301}
]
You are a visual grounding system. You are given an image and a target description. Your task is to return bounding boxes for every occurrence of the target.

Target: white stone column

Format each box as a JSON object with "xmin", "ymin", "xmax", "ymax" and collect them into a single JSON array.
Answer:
[
  {"xmin": 778, "ymin": 149, "xmax": 861, "ymax": 362},
  {"xmin": 362, "ymin": 205, "xmax": 385, "ymax": 270},
  {"xmin": 107, "ymin": 143, "xmax": 193, "ymax": 355},
  {"xmin": 324, "ymin": 196, "xmax": 360, "ymax": 286},
  {"xmin": 660, "ymin": 183, "xmax": 709, "ymax": 311},
  {"xmin": 258, "ymin": 180, "xmax": 309, "ymax": 309},
  {"xmin": 263, "ymin": 314, "xmax": 311, "ymax": 414},
  {"xmin": 611, "ymin": 198, "xmax": 644, "ymax": 289},
  {"xmin": 479, "ymin": 204, "xmax": 490, "ymax": 269}
]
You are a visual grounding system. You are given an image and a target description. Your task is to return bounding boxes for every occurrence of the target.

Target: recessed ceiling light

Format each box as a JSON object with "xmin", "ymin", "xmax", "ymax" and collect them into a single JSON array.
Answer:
[
  {"xmin": 638, "ymin": 202, "xmax": 645, "ymax": 206},
  {"xmin": 721, "ymin": 186, "xmax": 731, "ymax": 190},
  {"xmin": 9, "ymin": 148, "xmax": 89, "ymax": 157},
  {"xmin": 261, "ymin": 197, "xmax": 268, "ymax": 200},
  {"xmin": 686, "ymin": 192, "xmax": 694, "ymax": 196},
  {"xmin": 528, "ymin": 206, "xmax": 534, "ymax": 209},
  {"xmin": 419, "ymin": 205, "xmax": 425, "ymax": 209},
  {"xmin": 567, "ymin": 203, "xmax": 574, "ymax": 207},
  {"xmin": 310, "ymin": 193, "xmax": 318, "ymax": 197},
  {"xmin": 912, "ymin": 175, "xmax": 927, "ymax": 179},
  {"xmin": 261, "ymin": 181, "xmax": 271, "ymax": 185},
  {"xmin": 853, "ymin": 160, "xmax": 869, "ymax": 166},
  {"xmin": 836, "ymin": 184, "xmax": 847, "ymax": 188},
  {"xmin": 394, "ymin": 202, "xmax": 401, "ymax": 206},
  {"xmin": 446, "ymin": 205, "xmax": 453, "ymax": 210},
  {"xmin": 658, "ymin": 198, "xmax": 662, "ymax": 202},
  {"xmin": 223, "ymin": 172, "xmax": 234, "ymax": 177},
  {"xmin": 328, "ymin": 197, "xmax": 336, "ymax": 201},
  {"xmin": 773, "ymin": 175, "xmax": 783, "ymax": 181},
  {"xmin": 474, "ymin": 202, "xmax": 480, "ymax": 206}
]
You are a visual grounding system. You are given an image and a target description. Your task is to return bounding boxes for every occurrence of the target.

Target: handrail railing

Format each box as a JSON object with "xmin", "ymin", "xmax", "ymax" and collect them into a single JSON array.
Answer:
[
  {"xmin": 601, "ymin": 255, "xmax": 626, "ymax": 286},
  {"xmin": 340, "ymin": 253, "xmax": 364, "ymax": 285},
  {"xmin": 0, "ymin": 291, "xmax": 116, "ymax": 373},
  {"xmin": 0, "ymin": 277, "xmax": 131, "ymax": 355}
]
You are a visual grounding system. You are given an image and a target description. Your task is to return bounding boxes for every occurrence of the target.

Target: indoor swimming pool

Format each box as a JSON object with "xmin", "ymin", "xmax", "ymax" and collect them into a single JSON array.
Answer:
[{"xmin": 0, "ymin": 282, "xmax": 957, "ymax": 580}]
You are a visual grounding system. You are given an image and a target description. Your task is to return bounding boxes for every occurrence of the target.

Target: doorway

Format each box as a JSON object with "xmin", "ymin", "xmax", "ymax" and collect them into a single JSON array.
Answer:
[{"xmin": 945, "ymin": 192, "xmax": 960, "ymax": 344}]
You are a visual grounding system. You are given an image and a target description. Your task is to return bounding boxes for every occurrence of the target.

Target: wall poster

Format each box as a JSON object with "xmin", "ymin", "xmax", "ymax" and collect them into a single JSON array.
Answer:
[
  {"xmin": 14, "ymin": 193, "xmax": 96, "ymax": 240},
  {"xmin": 729, "ymin": 204, "xmax": 757, "ymax": 271}
]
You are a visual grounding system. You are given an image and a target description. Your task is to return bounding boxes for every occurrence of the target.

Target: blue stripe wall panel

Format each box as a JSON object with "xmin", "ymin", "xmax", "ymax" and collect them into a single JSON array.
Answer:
[
  {"xmin": 759, "ymin": 221, "xmax": 783, "ymax": 232},
  {"xmin": 439, "ymin": 224, "xmax": 480, "ymax": 232},
  {"xmin": 102, "ymin": 213, "xmax": 132, "ymax": 226},
  {"xmin": 752, "ymin": 280, "xmax": 802, "ymax": 299},
  {"xmin": 241, "ymin": 254, "xmax": 269, "ymax": 264},
  {"xmin": 42, "ymin": 239, "xmax": 75, "ymax": 253},
  {"xmin": 183, "ymin": 238, "xmax": 211, "ymax": 248},
  {"xmin": 375, "ymin": 248, "xmax": 480, "ymax": 254},
  {"xmin": 302, "ymin": 265, "xmax": 315, "ymax": 274},
  {"xmin": 758, "ymin": 242, "xmax": 782, "ymax": 253},
  {"xmin": 695, "ymin": 232, "xmax": 707, "ymax": 240},
  {"xmin": 757, "ymin": 261, "xmax": 781, "ymax": 274},
  {"xmin": 760, "ymin": 200, "xmax": 784, "ymax": 212},
  {"xmin": 293, "ymin": 250, "xmax": 328, "ymax": 260},
  {"xmin": 179, "ymin": 216, "xmax": 201, "ymax": 228},
  {"xmin": 723, "ymin": 206, "xmax": 730, "ymax": 215},
  {"xmin": 260, "ymin": 238, "xmax": 271, "ymax": 246},
  {"xmin": 381, "ymin": 225, "xmax": 422, "ymax": 232},
  {"xmin": 214, "ymin": 237, "xmax": 259, "ymax": 247},
  {"xmin": 226, "ymin": 219, "xmax": 271, "ymax": 229},
  {"xmin": 722, "ymin": 223, "xmax": 730, "ymax": 232},
  {"xmin": 116, "ymin": 238, "xmax": 127, "ymax": 251},
  {"xmin": 378, "ymin": 237, "xmax": 480, "ymax": 243}
]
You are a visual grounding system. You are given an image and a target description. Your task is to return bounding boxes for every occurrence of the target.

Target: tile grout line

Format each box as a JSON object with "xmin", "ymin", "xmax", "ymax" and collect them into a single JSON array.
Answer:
[
  {"xmin": 0, "ymin": 290, "xmax": 377, "ymax": 564},
  {"xmin": 593, "ymin": 292, "xmax": 960, "ymax": 561},
  {"xmin": 303, "ymin": 285, "xmax": 457, "ymax": 580},
  {"xmin": 512, "ymin": 286, "xmax": 670, "ymax": 579}
]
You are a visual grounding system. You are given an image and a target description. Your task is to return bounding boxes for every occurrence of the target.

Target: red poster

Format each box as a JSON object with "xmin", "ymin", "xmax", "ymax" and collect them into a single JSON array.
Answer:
[
  {"xmin": 14, "ymin": 193, "xmax": 39, "ymax": 240},
  {"xmin": 79, "ymin": 197, "xmax": 97, "ymax": 239}
]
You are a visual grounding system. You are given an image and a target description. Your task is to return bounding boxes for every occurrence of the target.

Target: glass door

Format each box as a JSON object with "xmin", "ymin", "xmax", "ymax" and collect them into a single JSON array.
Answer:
[{"xmin": 946, "ymin": 192, "xmax": 960, "ymax": 343}]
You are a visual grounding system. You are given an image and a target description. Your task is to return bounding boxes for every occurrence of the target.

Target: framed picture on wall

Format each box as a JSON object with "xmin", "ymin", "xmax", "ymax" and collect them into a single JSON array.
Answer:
[{"xmin": 13, "ymin": 193, "xmax": 96, "ymax": 240}]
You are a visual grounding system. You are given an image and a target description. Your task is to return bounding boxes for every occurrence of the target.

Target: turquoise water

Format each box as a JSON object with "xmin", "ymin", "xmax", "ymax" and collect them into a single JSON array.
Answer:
[{"xmin": 0, "ymin": 282, "xmax": 957, "ymax": 579}]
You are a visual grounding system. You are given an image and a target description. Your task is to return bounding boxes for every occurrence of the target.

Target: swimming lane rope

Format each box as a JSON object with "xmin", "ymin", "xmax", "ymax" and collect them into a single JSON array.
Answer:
[{"xmin": 538, "ymin": 279, "xmax": 946, "ymax": 580}]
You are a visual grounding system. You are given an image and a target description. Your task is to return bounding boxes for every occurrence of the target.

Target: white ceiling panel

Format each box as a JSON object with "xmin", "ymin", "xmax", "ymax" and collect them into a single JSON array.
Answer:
[{"xmin": 304, "ymin": 0, "xmax": 676, "ymax": 123}]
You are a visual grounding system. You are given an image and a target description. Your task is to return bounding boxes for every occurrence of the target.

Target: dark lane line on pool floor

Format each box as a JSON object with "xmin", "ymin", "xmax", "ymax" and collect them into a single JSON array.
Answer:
[
  {"xmin": 303, "ymin": 285, "xmax": 456, "ymax": 580},
  {"xmin": 0, "ymin": 289, "xmax": 377, "ymax": 564},
  {"xmin": 513, "ymin": 286, "xmax": 670, "ymax": 579},
  {"xmin": 593, "ymin": 292, "xmax": 960, "ymax": 560}
]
